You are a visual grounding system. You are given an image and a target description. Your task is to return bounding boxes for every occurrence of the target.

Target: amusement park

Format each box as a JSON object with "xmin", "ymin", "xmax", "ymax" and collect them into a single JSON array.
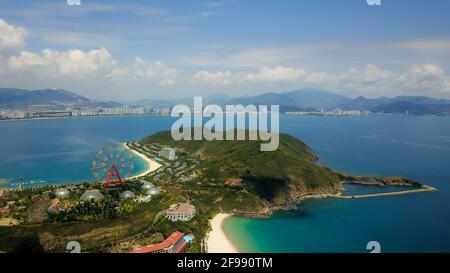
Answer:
[
  {"xmin": 91, "ymin": 143, "xmax": 136, "ymax": 189},
  {"xmin": 0, "ymin": 140, "xmax": 204, "ymax": 253}
]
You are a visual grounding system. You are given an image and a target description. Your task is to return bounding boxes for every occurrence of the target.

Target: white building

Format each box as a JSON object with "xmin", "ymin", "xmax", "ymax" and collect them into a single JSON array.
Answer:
[
  {"xmin": 165, "ymin": 203, "xmax": 196, "ymax": 222},
  {"xmin": 332, "ymin": 108, "xmax": 344, "ymax": 116},
  {"xmin": 159, "ymin": 148, "xmax": 176, "ymax": 160},
  {"xmin": 136, "ymin": 195, "xmax": 152, "ymax": 203}
]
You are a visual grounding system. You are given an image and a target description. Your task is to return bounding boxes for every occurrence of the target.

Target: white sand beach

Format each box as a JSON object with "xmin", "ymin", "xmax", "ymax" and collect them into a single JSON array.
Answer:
[
  {"xmin": 207, "ymin": 213, "xmax": 239, "ymax": 253},
  {"xmin": 123, "ymin": 143, "xmax": 162, "ymax": 180}
]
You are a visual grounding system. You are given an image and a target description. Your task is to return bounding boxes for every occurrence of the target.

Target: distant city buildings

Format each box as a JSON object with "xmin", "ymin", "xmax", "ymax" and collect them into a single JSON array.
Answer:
[
  {"xmin": 159, "ymin": 148, "xmax": 176, "ymax": 161},
  {"xmin": 165, "ymin": 203, "xmax": 196, "ymax": 222},
  {"xmin": 286, "ymin": 108, "xmax": 371, "ymax": 116},
  {"xmin": 0, "ymin": 104, "xmax": 172, "ymax": 120}
]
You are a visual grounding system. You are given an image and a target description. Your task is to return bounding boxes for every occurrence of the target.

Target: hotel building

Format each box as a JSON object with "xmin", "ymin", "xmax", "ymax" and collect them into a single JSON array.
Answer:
[
  {"xmin": 165, "ymin": 203, "xmax": 196, "ymax": 222},
  {"xmin": 129, "ymin": 231, "xmax": 193, "ymax": 253}
]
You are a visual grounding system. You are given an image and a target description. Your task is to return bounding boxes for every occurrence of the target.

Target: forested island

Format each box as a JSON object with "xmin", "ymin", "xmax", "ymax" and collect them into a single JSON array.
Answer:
[{"xmin": 0, "ymin": 130, "xmax": 435, "ymax": 253}]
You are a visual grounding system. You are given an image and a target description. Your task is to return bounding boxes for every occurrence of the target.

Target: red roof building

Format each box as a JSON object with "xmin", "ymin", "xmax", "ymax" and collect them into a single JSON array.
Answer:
[{"xmin": 130, "ymin": 231, "xmax": 188, "ymax": 253}]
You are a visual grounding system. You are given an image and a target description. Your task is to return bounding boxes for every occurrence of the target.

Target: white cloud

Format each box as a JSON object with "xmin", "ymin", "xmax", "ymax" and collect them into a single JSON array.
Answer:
[
  {"xmin": 241, "ymin": 66, "xmax": 306, "ymax": 82},
  {"xmin": 361, "ymin": 64, "xmax": 394, "ymax": 82},
  {"xmin": 130, "ymin": 58, "xmax": 180, "ymax": 80},
  {"xmin": 1, "ymin": 18, "xmax": 450, "ymax": 100},
  {"xmin": 0, "ymin": 18, "xmax": 27, "ymax": 57},
  {"xmin": 192, "ymin": 70, "xmax": 233, "ymax": 85},
  {"xmin": 400, "ymin": 64, "xmax": 450, "ymax": 94},
  {"xmin": 8, "ymin": 47, "xmax": 117, "ymax": 76},
  {"xmin": 192, "ymin": 66, "xmax": 306, "ymax": 85},
  {"xmin": 303, "ymin": 64, "xmax": 450, "ymax": 97}
]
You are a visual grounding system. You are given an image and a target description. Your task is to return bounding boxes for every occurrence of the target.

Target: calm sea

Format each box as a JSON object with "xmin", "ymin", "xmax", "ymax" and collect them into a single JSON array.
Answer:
[
  {"xmin": 0, "ymin": 116, "xmax": 174, "ymax": 188},
  {"xmin": 224, "ymin": 115, "xmax": 450, "ymax": 253},
  {"xmin": 1, "ymin": 115, "xmax": 449, "ymax": 252}
]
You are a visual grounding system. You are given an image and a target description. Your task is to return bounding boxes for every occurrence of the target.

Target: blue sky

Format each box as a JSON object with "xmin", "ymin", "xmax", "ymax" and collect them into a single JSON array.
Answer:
[{"xmin": 1, "ymin": 0, "xmax": 450, "ymax": 100}]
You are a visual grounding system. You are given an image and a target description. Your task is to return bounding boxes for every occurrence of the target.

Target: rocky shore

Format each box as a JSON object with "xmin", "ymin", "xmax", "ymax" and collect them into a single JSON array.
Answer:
[{"xmin": 231, "ymin": 175, "xmax": 431, "ymax": 219}]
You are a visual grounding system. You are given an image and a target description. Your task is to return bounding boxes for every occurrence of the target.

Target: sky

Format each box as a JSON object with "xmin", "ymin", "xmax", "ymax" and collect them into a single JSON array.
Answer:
[{"xmin": 1, "ymin": 0, "xmax": 450, "ymax": 101}]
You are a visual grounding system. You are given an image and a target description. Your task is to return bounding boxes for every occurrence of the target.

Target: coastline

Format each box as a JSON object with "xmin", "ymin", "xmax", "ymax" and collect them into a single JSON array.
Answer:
[
  {"xmin": 0, "ymin": 114, "xmax": 171, "ymax": 123},
  {"xmin": 123, "ymin": 143, "xmax": 162, "ymax": 180},
  {"xmin": 206, "ymin": 213, "xmax": 239, "ymax": 253},
  {"xmin": 0, "ymin": 142, "xmax": 161, "ymax": 190}
]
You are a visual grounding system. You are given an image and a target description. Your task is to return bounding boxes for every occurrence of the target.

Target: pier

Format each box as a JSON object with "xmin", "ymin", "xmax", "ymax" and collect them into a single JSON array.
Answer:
[{"xmin": 335, "ymin": 185, "xmax": 437, "ymax": 199}]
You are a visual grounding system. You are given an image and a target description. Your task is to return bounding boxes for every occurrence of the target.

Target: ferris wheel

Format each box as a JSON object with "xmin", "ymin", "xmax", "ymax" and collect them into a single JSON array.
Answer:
[{"xmin": 91, "ymin": 143, "xmax": 135, "ymax": 188}]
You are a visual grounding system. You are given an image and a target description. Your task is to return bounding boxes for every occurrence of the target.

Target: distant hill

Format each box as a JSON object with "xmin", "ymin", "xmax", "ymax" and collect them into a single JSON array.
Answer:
[
  {"xmin": 340, "ymin": 96, "xmax": 391, "ymax": 110},
  {"xmin": 0, "ymin": 88, "xmax": 90, "ymax": 107},
  {"xmin": 372, "ymin": 101, "xmax": 450, "ymax": 115},
  {"xmin": 228, "ymin": 88, "xmax": 352, "ymax": 111},
  {"xmin": 226, "ymin": 88, "xmax": 450, "ymax": 116},
  {"xmin": 3, "ymin": 86, "xmax": 450, "ymax": 115},
  {"xmin": 341, "ymin": 95, "xmax": 450, "ymax": 111}
]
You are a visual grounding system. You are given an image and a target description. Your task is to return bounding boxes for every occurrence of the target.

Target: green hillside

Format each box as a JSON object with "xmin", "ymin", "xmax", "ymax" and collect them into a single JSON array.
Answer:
[{"xmin": 140, "ymin": 130, "xmax": 342, "ymax": 203}]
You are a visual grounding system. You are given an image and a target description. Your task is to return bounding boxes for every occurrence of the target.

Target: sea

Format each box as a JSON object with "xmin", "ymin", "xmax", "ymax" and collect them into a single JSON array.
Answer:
[{"xmin": 1, "ymin": 115, "xmax": 450, "ymax": 252}]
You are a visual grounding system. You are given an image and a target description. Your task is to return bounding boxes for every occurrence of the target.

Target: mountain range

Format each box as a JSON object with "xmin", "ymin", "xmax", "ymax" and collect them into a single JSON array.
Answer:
[
  {"xmin": 129, "ymin": 88, "xmax": 450, "ymax": 115},
  {"xmin": 0, "ymin": 88, "xmax": 120, "ymax": 108},
  {"xmin": 2, "ymin": 87, "xmax": 450, "ymax": 115},
  {"xmin": 225, "ymin": 89, "xmax": 450, "ymax": 115}
]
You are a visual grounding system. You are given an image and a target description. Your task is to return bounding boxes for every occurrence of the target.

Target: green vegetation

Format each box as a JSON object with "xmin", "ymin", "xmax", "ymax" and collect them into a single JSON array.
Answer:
[
  {"xmin": 0, "ymin": 130, "xmax": 421, "ymax": 253},
  {"xmin": 141, "ymin": 130, "xmax": 342, "ymax": 204}
]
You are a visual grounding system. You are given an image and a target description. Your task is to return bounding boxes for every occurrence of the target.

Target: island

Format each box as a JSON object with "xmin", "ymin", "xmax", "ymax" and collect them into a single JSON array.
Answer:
[{"xmin": 0, "ymin": 130, "xmax": 437, "ymax": 253}]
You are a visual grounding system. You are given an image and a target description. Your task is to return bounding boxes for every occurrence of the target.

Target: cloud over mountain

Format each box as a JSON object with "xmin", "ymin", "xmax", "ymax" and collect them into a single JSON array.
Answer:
[{"xmin": 0, "ymin": 17, "xmax": 450, "ymax": 101}]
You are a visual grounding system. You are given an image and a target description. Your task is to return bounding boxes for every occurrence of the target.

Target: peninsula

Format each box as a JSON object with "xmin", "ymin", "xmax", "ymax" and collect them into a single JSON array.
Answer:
[{"xmin": 0, "ymin": 130, "xmax": 436, "ymax": 253}]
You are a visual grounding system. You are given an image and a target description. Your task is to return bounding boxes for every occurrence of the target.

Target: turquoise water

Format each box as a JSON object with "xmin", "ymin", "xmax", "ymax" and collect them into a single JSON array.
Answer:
[
  {"xmin": 1, "ymin": 115, "xmax": 450, "ymax": 252},
  {"xmin": 224, "ymin": 115, "xmax": 450, "ymax": 253}
]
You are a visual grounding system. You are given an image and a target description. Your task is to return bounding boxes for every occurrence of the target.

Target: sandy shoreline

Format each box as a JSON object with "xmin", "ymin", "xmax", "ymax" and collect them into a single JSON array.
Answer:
[
  {"xmin": 123, "ymin": 143, "xmax": 162, "ymax": 180},
  {"xmin": 207, "ymin": 213, "xmax": 239, "ymax": 253}
]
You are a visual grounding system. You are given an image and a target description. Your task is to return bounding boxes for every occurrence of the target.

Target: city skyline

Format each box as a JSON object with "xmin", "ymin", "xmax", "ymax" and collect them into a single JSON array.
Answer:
[{"xmin": 1, "ymin": 0, "xmax": 450, "ymax": 101}]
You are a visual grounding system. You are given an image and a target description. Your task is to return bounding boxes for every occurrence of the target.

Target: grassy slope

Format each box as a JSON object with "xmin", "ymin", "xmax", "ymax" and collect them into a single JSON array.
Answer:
[
  {"xmin": 0, "ymin": 131, "xmax": 420, "ymax": 253},
  {"xmin": 141, "ymin": 130, "xmax": 342, "ymax": 203}
]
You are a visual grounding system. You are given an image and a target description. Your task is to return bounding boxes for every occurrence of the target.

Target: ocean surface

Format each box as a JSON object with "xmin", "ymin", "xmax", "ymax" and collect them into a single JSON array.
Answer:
[
  {"xmin": 224, "ymin": 115, "xmax": 450, "ymax": 253},
  {"xmin": 0, "ymin": 116, "xmax": 175, "ymax": 188},
  {"xmin": 1, "ymin": 115, "xmax": 450, "ymax": 252}
]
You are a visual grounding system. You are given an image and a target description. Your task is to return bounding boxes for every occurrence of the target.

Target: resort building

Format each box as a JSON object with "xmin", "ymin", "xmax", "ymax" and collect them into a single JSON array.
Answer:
[
  {"xmin": 165, "ymin": 203, "xmax": 196, "ymax": 222},
  {"xmin": 54, "ymin": 188, "xmax": 70, "ymax": 199},
  {"xmin": 80, "ymin": 190, "xmax": 104, "ymax": 201},
  {"xmin": 129, "ymin": 231, "xmax": 193, "ymax": 253},
  {"xmin": 136, "ymin": 195, "xmax": 152, "ymax": 203},
  {"xmin": 141, "ymin": 180, "xmax": 155, "ymax": 190},
  {"xmin": 159, "ymin": 148, "xmax": 176, "ymax": 161},
  {"xmin": 120, "ymin": 191, "xmax": 136, "ymax": 200},
  {"xmin": 146, "ymin": 188, "xmax": 160, "ymax": 197}
]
